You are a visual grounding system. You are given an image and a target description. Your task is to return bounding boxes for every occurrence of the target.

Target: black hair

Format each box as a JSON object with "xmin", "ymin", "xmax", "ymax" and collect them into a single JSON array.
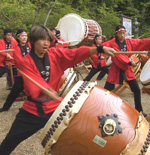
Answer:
[
  {"xmin": 16, "ymin": 29, "xmax": 27, "ymax": 43},
  {"xmin": 56, "ymin": 30, "xmax": 60, "ymax": 38},
  {"xmin": 115, "ymin": 25, "xmax": 126, "ymax": 32},
  {"xmin": 50, "ymin": 28, "xmax": 56, "ymax": 31},
  {"xmin": 29, "ymin": 25, "xmax": 55, "ymax": 47},
  {"xmin": 4, "ymin": 28, "xmax": 13, "ymax": 35},
  {"xmin": 93, "ymin": 34, "xmax": 102, "ymax": 46}
]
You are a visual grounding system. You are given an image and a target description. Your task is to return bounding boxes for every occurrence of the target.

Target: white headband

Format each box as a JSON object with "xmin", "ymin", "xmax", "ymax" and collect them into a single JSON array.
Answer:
[{"xmin": 115, "ymin": 28, "xmax": 126, "ymax": 33}]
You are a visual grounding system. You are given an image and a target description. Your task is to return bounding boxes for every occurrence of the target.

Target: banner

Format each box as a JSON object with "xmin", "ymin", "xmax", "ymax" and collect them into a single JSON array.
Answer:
[{"xmin": 122, "ymin": 16, "xmax": 132, "ymax": 38}]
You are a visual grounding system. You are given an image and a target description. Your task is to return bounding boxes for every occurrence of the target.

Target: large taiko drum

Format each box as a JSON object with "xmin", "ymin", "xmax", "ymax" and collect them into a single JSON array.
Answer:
[
  {"xmin": 140, "ymin": 59, "xmax": 150, "ymax": 88},
  {"xmin": 56, "ymin": 13, "xmax": 102, "ymax": 46},
  {"xmin": 40, "ymin": 81, "xmax": 150, "ymax": 155},
  {"xmin": 59, "ymin": 68, "xmax": 77, "ymax": 97}
]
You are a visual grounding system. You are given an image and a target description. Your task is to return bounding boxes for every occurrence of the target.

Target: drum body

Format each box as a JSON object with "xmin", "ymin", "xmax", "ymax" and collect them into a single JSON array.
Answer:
[
  {"xmin": 140, "ymin": 59, "xmax": 150, "ymax": 88},
  {"xmin": 130, "ymin": 55, "xmax": 141, "ymax": 76},
  {"xmin": 59, "ymin": 68, "xmax": 76, "ymax": 97},
  {"xmin": 138, "ymin": 54, "xmax": 149, "ymax": 68},
  {"xmin": 41, "ymin": 81, "xmax": 150, "ymax": 155},
  {"xmin": 56, "ymin": 13, "xmax": 102, "ymax": 46}
]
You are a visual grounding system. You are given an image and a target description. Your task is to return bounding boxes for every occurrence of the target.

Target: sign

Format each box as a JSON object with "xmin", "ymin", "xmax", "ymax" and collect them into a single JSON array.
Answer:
[{"xmin": 122, "ymin": 16, "xmax": 132, "ymax": 38}]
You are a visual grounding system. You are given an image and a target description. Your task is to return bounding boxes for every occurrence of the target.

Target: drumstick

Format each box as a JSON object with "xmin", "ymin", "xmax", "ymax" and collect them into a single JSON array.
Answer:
[
  {"xmin": 114, "ymin": 51, "xmax": 148, "ymax": 55},
  {"xmin": 17, "ymin": 69, "xmax": 61, "ymax": 102},
  {"xmin": 0, "ymin": 49, "xmax": 15, "ymax": 53},
  {"xmin": 125, "ymin": 35, "xmax": 134, "ymax": 38},
  {"xmin": 63, "ymin": 40, "xmax": 80, "ymax": 43},
  {"xmin": 103, "ymin": 51, "xmax": 149, "ymax": 60}
]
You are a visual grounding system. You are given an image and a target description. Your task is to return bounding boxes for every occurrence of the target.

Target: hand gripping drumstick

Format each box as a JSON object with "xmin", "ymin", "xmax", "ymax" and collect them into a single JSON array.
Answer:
[
  {"xmin": 17, "ymin": 69, "xmax": 61, "ymax": 102},
  {"xmin": 0, "ymin": 49, "xmax": 15, "ymax": 53}
]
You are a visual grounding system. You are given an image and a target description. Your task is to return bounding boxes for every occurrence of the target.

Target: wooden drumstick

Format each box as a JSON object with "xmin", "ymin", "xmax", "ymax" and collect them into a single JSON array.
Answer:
[
  {"xmin": 0, "ymin": 49, "xmax": 15, "ymax": 53},
  {"xmin": 62, "ymin": 40, "xmax": 80, "ymax": 44},
  {"xmin": 17, "ymin": 69, "xmax": 61, "ymax": 102},
  {"xmin": 114, "ymin": 51, "xmax": 148, "ymax": 55},
  {"xmin": 103, "ymin": 51, "xmax": 149, "ymax": 60}
]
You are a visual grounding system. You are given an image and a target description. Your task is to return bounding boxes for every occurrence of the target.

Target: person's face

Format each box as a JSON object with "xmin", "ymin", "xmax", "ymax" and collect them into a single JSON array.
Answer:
[
  {"xmin": 34, "ymin": 35, "xmax": 51, "ymax": 57},
  {"xmin": 52, "ymin": 30, "xmax": 56, "ymax": 36},
  {"xmin": 95, "ymin": 36, "xmax": 102, "ymax": 45},
  {"xmin": 18, "ymin": 33, "xmax": 28, "ymax": 45},
  {"xmin": 5, "ymin": 33, "xmax": 12, "ymax": 42},
  {"xmin": 116, "ymin": 30, "xmax": 126, "ymax": 43}
]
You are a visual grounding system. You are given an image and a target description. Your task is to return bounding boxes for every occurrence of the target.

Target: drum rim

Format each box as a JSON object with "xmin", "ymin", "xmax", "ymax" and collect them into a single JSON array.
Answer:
[
  {"xmin": 40, "ymin": 81, "xmax": 96, "ymax": 154},
  {"xmin": 140, "ymin": 59, "xmax": 150, "ymax": 84}
]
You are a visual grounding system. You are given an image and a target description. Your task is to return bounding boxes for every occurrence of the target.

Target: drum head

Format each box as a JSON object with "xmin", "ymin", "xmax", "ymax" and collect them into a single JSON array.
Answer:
[
  {"xmin": 57, "ymin": 13, "xmax": 86, "ymax": 46},
  {"xmin": 140, "ymin": 59, "xmax": 150, "ymax": 84}
]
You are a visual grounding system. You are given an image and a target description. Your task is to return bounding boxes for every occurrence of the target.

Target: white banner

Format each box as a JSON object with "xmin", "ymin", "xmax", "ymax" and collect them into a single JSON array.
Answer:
[{"xmin": 122, "ymin": 16, "xmax": 132, "ymax": 38}]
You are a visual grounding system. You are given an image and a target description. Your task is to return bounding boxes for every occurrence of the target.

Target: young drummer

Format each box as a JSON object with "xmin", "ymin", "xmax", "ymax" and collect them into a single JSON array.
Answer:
[
  {"xmin": 0, "ymin": 29, "xmax": 31, "ymax": 112},
  {"xmin": 0, "ymin": 28, "xmax": 18, "ymax": 77},
  {"xmin": 84, "ymin": 34, "xmax": 109, "ymax": 81},
  {"xmin": 102, "ymin": 25, "xmax": 150, "ymax": 116},
  {"xmin": 0, "ymin": 25, "xmax": 115, "ymax": 154}
]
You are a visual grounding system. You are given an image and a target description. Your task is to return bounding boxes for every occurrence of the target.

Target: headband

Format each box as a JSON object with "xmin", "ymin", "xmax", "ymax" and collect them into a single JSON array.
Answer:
[
  {"xmin": 17, "ymin": 31, "xmax": 27, "ymax": 36},
  {"xmin": 115, "ymin": 28, "xmax": 126, "ymax": 33}
]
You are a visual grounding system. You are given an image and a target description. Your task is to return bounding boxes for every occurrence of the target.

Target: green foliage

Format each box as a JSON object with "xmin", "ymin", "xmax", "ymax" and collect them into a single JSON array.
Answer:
[{"xmin": 0, "ymin": 0, "xmax": 149, "ymax": 39}]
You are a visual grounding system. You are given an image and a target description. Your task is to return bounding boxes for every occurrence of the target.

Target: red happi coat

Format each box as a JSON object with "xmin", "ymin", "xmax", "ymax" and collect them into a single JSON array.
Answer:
[
  {"xmin": 14, "ymin": 42, "xmax": 31, "ymax": 68},
  {"xmin": 90, "ymin": 45, "xmax": 107, "ymax": 69},
  {"xmin": 13, "ymin": 42, "xmax": 31, "ymax": 76},
  {"xmin": 19, "ymin": 46, "xmax": 91, "ymax": 116},
  {"xmin": 102, "ymin": 38, "xmax": 150, "ymax": 84},
  {"xmin": 0, "ymin": 38, "xmax": 18, "ymax": 66}
]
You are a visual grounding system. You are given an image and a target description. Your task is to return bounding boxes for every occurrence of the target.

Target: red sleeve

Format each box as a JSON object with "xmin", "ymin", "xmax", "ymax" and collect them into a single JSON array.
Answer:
[
  {"xmin": 48, "ymin": 46, "xmax": 91, "ymax": 71},
  {"xmin": 127, "ymin": 39, "xmax": 150, "ymax": 51},
  {"xmin": 0, "ymin": 53, "xmax": 7, "ymax": 64},
  {"xmin": 112, "ymin": 54, "xmax": 130, "ymax": 71}
]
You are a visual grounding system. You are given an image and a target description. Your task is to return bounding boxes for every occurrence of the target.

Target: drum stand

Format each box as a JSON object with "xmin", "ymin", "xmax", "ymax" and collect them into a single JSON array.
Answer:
[
  {"xmin": 73, "ymin": 65, "xmax": 84, "ymax": 81},
  {"xmin": 73, "ymin": 61, "xmax": 92, "ymax": 81},
  {"xmin": 6, "ymin": 63, "xmax": 15, "ymax": 90},
  {"xmin": 142, "ymin": 87, "xmax": 150, "ymax": 96},
  {"xmin": 6, "ymin": 63, "xmax": 26, "ymax": 101}
]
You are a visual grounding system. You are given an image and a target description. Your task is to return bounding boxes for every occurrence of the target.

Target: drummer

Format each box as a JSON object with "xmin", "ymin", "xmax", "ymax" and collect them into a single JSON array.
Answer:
[
  {"xmin": 0, "ymin": 25, "xmax": 115, "ymax": 154},
  {"xmin": 0, "ymin": 29, "xmax": 31, "ymax": 112},
  {"xmin": 102, "ymin": 25, "xmax": 150, "ymax": 117},
  {"xmin": 55, "ymin": 30, "xmax": 69, "ymax": 48},
  {"xmin": 0, "ymin": 28, "xmax": 18, "ymax": 77},
  {"xmin": 84, "ymin": 34, "xmax": 109, "ymax": 81}
]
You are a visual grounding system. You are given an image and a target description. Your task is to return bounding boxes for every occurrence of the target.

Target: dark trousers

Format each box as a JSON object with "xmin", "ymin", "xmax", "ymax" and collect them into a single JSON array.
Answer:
[
  {"xmin": 0, "ymin": 108, "xmax": 53, "ymax": 154},
  {"xmin": 2, "ymin": 76, "xmax": 24, "ymax": 110},
  {"xmin": 0, "ymin": 66, "xmax": 7, "ymax": 77},
  {"xmin": 104, "ymin": 79, "xmax": 143, "ymax": 112},
  {"xmin": 84, "ymin": 66, "xmax": 109, "ymax": 81}
]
